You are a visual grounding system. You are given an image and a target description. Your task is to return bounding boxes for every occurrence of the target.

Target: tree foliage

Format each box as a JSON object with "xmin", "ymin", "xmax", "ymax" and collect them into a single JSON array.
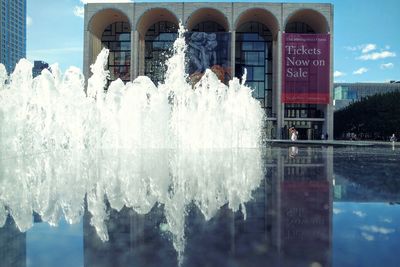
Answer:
[{"xmin": 334, "ymin": 91, "xmax": 400, "ymax": 140}]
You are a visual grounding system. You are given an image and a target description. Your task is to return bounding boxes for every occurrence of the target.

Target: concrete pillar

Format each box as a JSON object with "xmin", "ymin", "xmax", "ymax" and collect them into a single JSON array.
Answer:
[
  {"xmin": 276, "ymin": 31, "xmax": 283, "ymax": 139},
  {"xmin": 83, "ymin": 31, "xmax": 90, "ymax": 83},
  {"xmin": 139, "ymin": 37, "xmax": 145, "ymax": 76},
  {"xmin": 230, "ymin": 30, "xmax": 235, "ymax": 80},
  {"xmin": 132, "ymin": 30, "xmax": 139, "ymax": 80}
]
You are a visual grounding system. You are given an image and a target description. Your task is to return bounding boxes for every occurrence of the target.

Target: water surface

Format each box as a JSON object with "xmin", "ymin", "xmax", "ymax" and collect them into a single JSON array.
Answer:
[{"xmin": 1, "ymin": 145, "xmax": 399, "ymax": 267}]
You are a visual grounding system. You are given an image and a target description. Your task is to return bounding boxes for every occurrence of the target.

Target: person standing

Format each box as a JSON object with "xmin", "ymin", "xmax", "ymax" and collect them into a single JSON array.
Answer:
[
  {"xmin": 390, "ymin": 133, "xmax": 396, "ymax": 142},
  {"xmin": 290, "ymin": 127, "xmax": 298, "ymax": 141}
]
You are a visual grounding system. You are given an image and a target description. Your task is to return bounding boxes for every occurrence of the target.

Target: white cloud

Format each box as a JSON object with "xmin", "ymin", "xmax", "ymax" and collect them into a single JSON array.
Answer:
[
  {"xmin": 353, "ymin": 67, "xmax": 368, "ymax": 75},
  {"xmin": 334, "ymin": 71, "xmax": 346, "ymax": 78},
  {"xmin": 382, "ymin": 218, "xmax": 393, "ymax": 223},
  {"xmin": 27, "ymin": 16, "xmax": 33, "ymax": 27},
  {"xmin": 345, "ymin": 44, "xmax": 377, "ymax": 53},
  {"xmin": 360, "ymin": 225, "xmax": 395, "ymax": 234},
  {"xmin": 333, "ymin": 208, "xmax": 343, "ymax": 214},
  {"xmin": 358, "ymin": 51, "xmax": 396, "ymax": 60},
  {"xmin": 353, "ymin": 210, "xmax": 366, "ymax": 217},
  {"xmin": 344, "ymin": 46, "xmax": 358, "ymax": 51},
  {"xmin": 361, "ymin": 232, "xmax": 375, "ymax": 241},
  {"xmin": 361, "ymin": 44, "xmax": 377, "ymax": 54},
  {"xmin": 380, "ymin": 63, "xmax": 394, "ymax": 69},
  {"xmin": 73, "ymin": 6, "xmax": 84, "ymax": 18}
]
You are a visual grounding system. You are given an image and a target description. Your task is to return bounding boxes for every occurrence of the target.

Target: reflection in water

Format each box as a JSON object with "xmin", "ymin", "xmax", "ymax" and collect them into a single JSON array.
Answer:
[
  {"xmin": 288, "ymin": 146, "xmax": 298, "ymax": 158},
  {"xmin": 82, "ymin": 146, "xmax": 333, "ymax": 267},
  {"xmin": 2, "ymin": 146, "xmax": 399, "ymax": 267},
  {"xmin": 0, "ymin": 216, "xmax": 26, "ymax": 267},
  {"xmin": 0, "ymin": 148, "xmax": 264, "ymax": 264},
  {"xmin": 281, "ymin": 146, "xmax": 332, "ymax": 267}
]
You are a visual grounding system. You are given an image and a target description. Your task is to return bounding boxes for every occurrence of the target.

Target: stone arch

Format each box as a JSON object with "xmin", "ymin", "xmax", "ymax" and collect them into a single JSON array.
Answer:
[
  {"xmin": 235, "ymin": 8, "xmax": 279, "ymax": 38},
  {"xmin": 186, "ymin": 8, "xmax": 229, "ymax": 32},
  {"xmin": 87, "ymin": 8, "xmax": 131, "ymax": 71},
  {"xmin": 284, "ymin": 8, "xmax": 330, "ymax": 34},
  {"xmin": 136, "ymin": 8, "xmax": 179, "ymax": 37},
  {"xmin": 87, "ymin": 8, "xmax": 131, "ymax": 38}
]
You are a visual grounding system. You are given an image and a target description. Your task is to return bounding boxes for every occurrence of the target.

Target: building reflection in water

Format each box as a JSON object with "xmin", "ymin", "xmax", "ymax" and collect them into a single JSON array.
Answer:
[
  {"xmin": 0, "ymin": 216, "xmax": 26, "ymax": 267},
  {"xmin": 279, "ymin": 146, "xmax": 332, "ymax": 267},
  {"xmin": 83, "ymin": 146, "xmax": 333, "ymax": 267}
]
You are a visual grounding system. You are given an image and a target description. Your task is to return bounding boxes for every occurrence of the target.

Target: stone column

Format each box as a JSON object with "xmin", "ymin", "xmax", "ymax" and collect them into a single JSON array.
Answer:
[
  {"xmin": 230, "ymin": 30, "xmax": 236, "ymax": 81},
  {"xmin": 132, "ymin": 30, "xmax": 139, "ymax": 79},
  {"xmin": 276, "ymin": 31, "xmax": 283, "ymax": 139},
  {"xmin": 83, "ymin": 31, "xmax": 90, "ymax": 83}
]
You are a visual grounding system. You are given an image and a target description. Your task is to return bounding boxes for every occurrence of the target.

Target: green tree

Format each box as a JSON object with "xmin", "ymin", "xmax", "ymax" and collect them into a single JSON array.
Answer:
[{"xmin": 334, "ymin": 91, "xmax": 400, "ymax": 140}]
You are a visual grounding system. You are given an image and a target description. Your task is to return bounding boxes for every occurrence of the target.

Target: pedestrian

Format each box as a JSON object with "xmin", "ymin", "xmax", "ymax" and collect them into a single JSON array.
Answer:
[
  {"xmin": 321, "ymin": 133, "xmax": 325, "ymax": 140},
  {"xmin": 325, "ymin": 133, "xmax": 329, "ymax": 140},
  {"xmin": 290, "ymin": 127, "xmax": 298, "ymax": 141},
  {"xmin": 390, "ymin": 133, "xmax": 396, "ymax": 142}
]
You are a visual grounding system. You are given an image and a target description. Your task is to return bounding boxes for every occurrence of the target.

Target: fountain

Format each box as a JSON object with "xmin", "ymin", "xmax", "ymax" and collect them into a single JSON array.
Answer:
[{"xmin": 0, "ymin": 24, "xmax": 265, "ymax": 264}]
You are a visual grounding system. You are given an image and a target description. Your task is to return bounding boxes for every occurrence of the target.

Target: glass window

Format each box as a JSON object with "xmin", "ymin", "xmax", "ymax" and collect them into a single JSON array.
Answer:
[
  {"xmin": 253, "ymin": 67, "xmax": 264, "ymax": 81},
  {"xmin": 236, "ymin": 22, "xmax": 273, "ymax": 113},
  {"xmin": 145, "ymin": 21, "xmax": 178, "ymax": 85},
  {"xmin": 101, "ymin": 21, "xmax": 131, "ymax": 83}
]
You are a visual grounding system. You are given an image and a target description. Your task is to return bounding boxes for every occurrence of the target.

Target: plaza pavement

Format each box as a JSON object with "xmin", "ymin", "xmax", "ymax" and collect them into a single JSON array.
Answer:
[{"xmin": 268, "ymin": 139, "xmax": 399, "ymax": 147}]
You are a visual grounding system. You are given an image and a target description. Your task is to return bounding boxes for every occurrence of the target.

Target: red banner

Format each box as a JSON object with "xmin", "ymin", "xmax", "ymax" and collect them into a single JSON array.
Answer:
[{"xmin": 282, "ymin": 33, "xmax": 331, "ymax": 104}]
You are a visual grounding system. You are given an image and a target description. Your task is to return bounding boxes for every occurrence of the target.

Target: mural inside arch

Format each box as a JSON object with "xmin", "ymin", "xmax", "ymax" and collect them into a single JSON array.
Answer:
[
  {"xmin": 186, "ymin": 32, "xmax": 231, "ymax": 84},
  {"xmin": 282, "ymin": 33, "xmax": 330, "ymax": 104}
]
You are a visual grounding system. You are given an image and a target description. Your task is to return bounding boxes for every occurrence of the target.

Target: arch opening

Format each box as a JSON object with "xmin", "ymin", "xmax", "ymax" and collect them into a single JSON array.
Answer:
[
  {"xmin": 87, "ymin": 9, "xmax": 131, "ymax": 83},
  {"xmin": 136, "ymin": 8, "xmax": 179, "ymax": 80},
  {"xmin": 88, "ymin": 8, "xmax": 131, "ymax": 39},
  {"xmin": 283, "ymin": 9, "xmax": 330, "ymax": 140},
  {"xmin": 235, "ymin": 8, "xmax": 279, "ymax": 38},
  {"xmin": 136, "ymin": 8, "xmax": 179, "ymax": 37},
  {"xmin": 284, "ymin": 9, "xmax": 329, "ymax": 34},
  {"xmin": 186, "ymin": 8, "xmax": 229, "ymax": 32}
]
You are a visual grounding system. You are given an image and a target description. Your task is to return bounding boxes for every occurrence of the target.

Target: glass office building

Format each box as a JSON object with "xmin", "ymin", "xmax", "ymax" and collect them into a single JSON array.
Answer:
[
  {"xmin": 83, "ymin": 2, "xmax": 333, "ymax": 140},
  {"xmin": 334, "ymin": 82, "xmax": 400, "ymax": 110},
  {"xmin": 0, "ymin": 0, "xmax": 26, "ymax": 74}
]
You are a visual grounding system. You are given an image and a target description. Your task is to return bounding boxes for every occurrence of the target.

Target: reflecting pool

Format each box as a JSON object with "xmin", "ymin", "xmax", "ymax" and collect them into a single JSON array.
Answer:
[{"xmin": 1, "ymin": 145, "xmax": 399, "ymax": 267}]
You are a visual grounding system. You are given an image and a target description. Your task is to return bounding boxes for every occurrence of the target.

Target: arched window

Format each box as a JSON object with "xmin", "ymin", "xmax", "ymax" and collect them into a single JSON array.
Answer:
[
  {"xmin": 236, "ymin": 22, "xmax": 273, "ymax": 115},
  {"xmin": 285, "ymin": 22, "xmax": 315, "ymax": 34},
  {"xmin": 191, "ymin": 21, "xmax": 225, "ymax": 32},
  {"xmin": 144, "ymin": 21, "xmax": 178, "ymax": 85},
  {"xmin": 101, "ymin": 22, "xmax": 131, "ymax": 82}
]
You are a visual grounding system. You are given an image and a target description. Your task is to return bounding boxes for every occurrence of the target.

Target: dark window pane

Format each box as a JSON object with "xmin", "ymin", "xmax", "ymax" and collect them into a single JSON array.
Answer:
[
  {"xmin": 253, "ymin": 67, "xmax": 264, "ymax": 80},
  {"xmin": 145, "ymin": 21, "xmax": 178, "ymax": 84}
]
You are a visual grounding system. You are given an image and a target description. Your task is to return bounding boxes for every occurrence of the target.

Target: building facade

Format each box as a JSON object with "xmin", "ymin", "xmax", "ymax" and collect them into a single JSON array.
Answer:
[
  {"xmin": 83, "ymin": 2, "xmax": 334, "ymax": 140},
  {"xmin": 32, "ymin": 60, "xmax": 49, "ymax": 78},
  {"xmin": 0, "ymin": 0, "xmax": 26, "ymax": 74},
  {"xmin": 334, "ymin": 82, "xmax": 400, "ymax": 110}
]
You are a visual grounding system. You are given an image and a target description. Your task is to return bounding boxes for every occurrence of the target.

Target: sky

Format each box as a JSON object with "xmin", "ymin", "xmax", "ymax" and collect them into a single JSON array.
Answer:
[{"xmin": 26, "ymin": 0, "xmax": 400, "ymax": 83}]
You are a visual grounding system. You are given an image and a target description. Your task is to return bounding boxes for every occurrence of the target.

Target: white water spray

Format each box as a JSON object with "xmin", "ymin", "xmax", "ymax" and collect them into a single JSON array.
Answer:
[{"xmin": 0, "ymin": 24, "xmax": 265, "ymax": 264}]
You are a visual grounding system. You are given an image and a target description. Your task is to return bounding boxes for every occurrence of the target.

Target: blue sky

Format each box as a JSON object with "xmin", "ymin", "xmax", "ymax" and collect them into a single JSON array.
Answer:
[{"xmin": 26, "ymin": 0, "xmax": 400, "ymax": 82}]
